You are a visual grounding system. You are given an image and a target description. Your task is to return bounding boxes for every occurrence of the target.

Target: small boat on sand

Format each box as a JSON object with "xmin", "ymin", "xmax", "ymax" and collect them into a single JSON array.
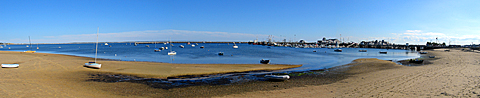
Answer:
[
  {"xmin": 1, "ymin": 64, "xmax": 19, "ymax": 68},
  {"xmin": 265, "ymin": 75, "xmax": 290, "ymax": 81},
  {"xmin": 85, "ymin": 27, "xmax": 102, "ymax": 69},
  {"xmin": 429, "ymin": 56, "xmax": 435, "ymax": 58},
  {"xmin": 85, "ymin": 62, "xmax": 101, "ymax": 69},
  {"xmin": 260, "ymin": 59, "xmax": 270, "ymax": 64},
  {"xmin": 419, "ymin": 51, "xmax": 428, "ymax": 54}
]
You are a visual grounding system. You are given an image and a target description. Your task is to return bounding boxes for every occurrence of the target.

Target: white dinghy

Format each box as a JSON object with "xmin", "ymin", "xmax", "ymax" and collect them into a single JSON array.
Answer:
[{"xmin": 1, "ymin": 64, "xmax": 19, "ymax": 68}]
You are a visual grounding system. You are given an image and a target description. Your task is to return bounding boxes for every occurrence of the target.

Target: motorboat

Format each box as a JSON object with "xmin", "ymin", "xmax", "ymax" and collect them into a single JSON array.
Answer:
[
  {"xmin": 168, "ymin": 51, "xmax": 177, "ymax": 55},
  {"xmin": 200, "ymin": 46, "xmax": 205, "ymax": 48},
  {"xmin": 260, "ymin": 59, "xmax": 270, "ymax": 64},
  {"xmin": 334, "ymin": 49, "xmax": 342, "ymax": 52},
  {"xmin": 218, "ymin": 52, "xmax": 224, "ymax": 55},
  {"xmin": 179, "ymin": 45, "xmax": 184, "ymax": 48},
  {"xmin": 359, "ymin": 50, "xmax": 367, "ymax": 52},
  {"xmin": 191, "ymin": 44, "xmax": 195, "ymax": 47},
  {"xmin": 265, "ymin": 75, "xmax": 290, "ymax": 81},
  {"xmin": 379, "ymin": 51, "xmax": 387, "ymax": 54}
]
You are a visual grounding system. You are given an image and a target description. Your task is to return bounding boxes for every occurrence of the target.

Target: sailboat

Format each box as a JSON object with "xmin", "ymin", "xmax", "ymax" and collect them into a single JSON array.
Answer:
[
  {"xmin": 233, "ymin": 42, "xmax": 238, "ymax": 49},
  {"xmin": 24, "ymin": 36, "xmax": 36, "ymax": 53},
  {"xmin": 84, "ymin": 27, "xmax": 102, "ymax": 69},
  {"xmin": 168, "ymin": 40, "xmax": 176, "ymax": 55},
  {"xmin": 154, "ymin": 41, "xmax": 161, "ymax": 52}
]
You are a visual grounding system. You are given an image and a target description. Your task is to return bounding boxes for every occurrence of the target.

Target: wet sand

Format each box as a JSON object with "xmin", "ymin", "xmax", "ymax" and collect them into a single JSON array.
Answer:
[
  {"xmin": 219, "ymin": 48, "xmax": 480, "ymax": 97},
  {"xmin": 0, "ymin": 51, "xmax": 300, "ymax": 97}
]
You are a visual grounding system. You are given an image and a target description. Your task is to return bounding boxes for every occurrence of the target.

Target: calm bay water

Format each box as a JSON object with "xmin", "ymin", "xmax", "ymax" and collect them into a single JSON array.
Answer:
[{"xmin": 0, "ymin": 43, "xmax": 419, "ymax": 71}]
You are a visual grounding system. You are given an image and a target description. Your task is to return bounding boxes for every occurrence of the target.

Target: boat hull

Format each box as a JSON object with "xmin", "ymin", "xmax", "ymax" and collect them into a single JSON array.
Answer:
[
  {"xmin": 260, "ymin": 59, "xmax": 270, "ymax": 64},
  {"xmin": 1, "ymin": 64, "xmax": 19, "ymax": 68},
  {"xmin": 85, "ymin": 63, "xmax": 101, "ymax": 69},
  {"xmin": 265, "ymin": 75, "xmax": 290, "ymax": 81}
]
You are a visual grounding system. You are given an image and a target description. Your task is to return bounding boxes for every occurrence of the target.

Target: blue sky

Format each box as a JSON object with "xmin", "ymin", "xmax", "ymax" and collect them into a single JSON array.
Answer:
[{"xmin": 1, "ymin": 0, "xmax": 479, "ymax": 45}]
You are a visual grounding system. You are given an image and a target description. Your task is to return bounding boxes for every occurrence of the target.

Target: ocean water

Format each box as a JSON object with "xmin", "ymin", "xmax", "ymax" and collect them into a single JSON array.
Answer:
[{"xmin": 0, "ymin": 43, "xmax": 419, "ymax": 71}]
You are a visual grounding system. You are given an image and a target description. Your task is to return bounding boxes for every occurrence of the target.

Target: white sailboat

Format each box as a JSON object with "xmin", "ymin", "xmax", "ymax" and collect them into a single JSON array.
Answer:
[
  {"xmin": 104, "ymin": 43, "xmax": 108, "ymax": 46},
  {"xmin": 168, "ymin": 40, "xmax": 176, "ymax": 55},
  {"xmin": 24, "ymin": 36, "xmax": 36, "ymax": 53},
  {"xmin": 85, "ymin": 27, "xmax": 102, "ymax": 69},
  {"xmin": 233, "ymin": 42, "xmax": 238, "ymax": 49}
]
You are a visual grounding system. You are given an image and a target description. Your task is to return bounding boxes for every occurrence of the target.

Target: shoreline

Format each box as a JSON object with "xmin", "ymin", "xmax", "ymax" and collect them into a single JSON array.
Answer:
[
  {"xmin": 0, "ymin": 49, "xmax": 435, "ymax": 97},
  {"xmin": 219, "ymin": 48, "xmax": 478, "ymax": 97}
]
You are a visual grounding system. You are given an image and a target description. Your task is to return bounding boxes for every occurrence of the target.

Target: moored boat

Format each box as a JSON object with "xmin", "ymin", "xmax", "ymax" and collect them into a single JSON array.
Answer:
[
  {"xmin": 379, "ymin": 51, "xmax": 387, "ymax": 54},
  {"xmin": 260, "ymin": 59, "xmax": 270, "ymax": 64},
  {"xmin": 334, "ymin": 49, "xmax": 342, "ymax": 52},
  {"xmin": 179, "ymin": 45, "xmax": 184, "ymax": 48},
  {"xmin": 218, "ymin": 52, "xmax": 224, "ymax": 55},
  {"xmin": 419, "ymin": 51, "xmax": 428, "ymax": 54},
  {"xmin": 359, "ymin": 50, "xmax": 367, "ymax": 52}
]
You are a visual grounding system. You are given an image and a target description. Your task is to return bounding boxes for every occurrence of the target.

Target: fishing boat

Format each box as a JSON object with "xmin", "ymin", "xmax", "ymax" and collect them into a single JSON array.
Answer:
[
  {"xmin": 334, "ymin": 49, "xmax": 342, "ymax": 52},
  {"xmin": 359, "ymin": 50, "xmax": 367, "ymax": 52},
  {"xmin": 84, "ymin": 27, "xmax": 102, "ymax": 69},
  {"xmin": 379, "ymin": 51, "xmax": 387, "ymax": 54},
  {"xmin": 23, "ymin": 36, "xmax": 36, "ymax": 53},
  {"xmin": 233, "ymin": 42, "xmax": 238, "ymax": 49},
  {"xmin": 1, "ymin": 64, "xmax": 19, "ymax": 68},
  {"xmin": 260, "ymin": 59, "xmax": 270, "ymax": 64},
  {"xmin": 265, "ymin": 75, "xmax": 290, "ymax": 81},
  {"xmin": 218, "ymin": 52, "xmax": 224, "ymax": 55}
]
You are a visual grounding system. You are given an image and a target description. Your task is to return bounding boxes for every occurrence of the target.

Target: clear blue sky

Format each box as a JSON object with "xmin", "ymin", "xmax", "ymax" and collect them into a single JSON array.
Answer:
[{"xmin": 1, "ymin": 0, "xmax": 479, "ymax": 45}]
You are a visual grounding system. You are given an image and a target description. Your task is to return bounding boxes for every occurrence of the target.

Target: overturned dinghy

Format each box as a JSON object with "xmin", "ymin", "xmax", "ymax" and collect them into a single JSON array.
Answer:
[
  {"xmin": 85, "ymin": 62, "xmax": 102, "ymax": 69},
  {"xmin": 1, "ymin": 64, "xmax": 19, "ymax": 68},
  {"xmin": 265, "ymin": 75, "xmax": 290, "ymax": 81}
]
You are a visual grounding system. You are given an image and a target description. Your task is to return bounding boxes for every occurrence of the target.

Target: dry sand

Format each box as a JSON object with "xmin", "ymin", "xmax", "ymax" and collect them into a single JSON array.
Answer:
[
  {"xmin": 219, "ymin": 48, "xmax": 480, "ymax": 98},
  {"xmin": 0, "ymin": 51, "xmax": 300, "ymax": 97}
]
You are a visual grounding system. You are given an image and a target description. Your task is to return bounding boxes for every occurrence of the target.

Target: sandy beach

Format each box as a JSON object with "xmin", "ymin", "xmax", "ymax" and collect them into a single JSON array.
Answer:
[
  {"xmin": 0, "ymin": 51, "xmax": 300, "ymax": 97},
  {"xmin": 220, "ymin": 48, "xmax": 480, "ymax": 97},
  {"xmin": 2, "ymin": 48, "xmax": 479, "ymax": 97}
]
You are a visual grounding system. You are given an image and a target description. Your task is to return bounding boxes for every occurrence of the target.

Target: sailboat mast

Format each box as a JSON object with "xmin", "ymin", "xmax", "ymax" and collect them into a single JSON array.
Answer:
[
  {"xmin": 29, "ymin": 36, "xmax": 32, "ymax": 51},
  {"xmin": 95, "ymin": 27, "xmax": 99, "ymax": 63}
]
